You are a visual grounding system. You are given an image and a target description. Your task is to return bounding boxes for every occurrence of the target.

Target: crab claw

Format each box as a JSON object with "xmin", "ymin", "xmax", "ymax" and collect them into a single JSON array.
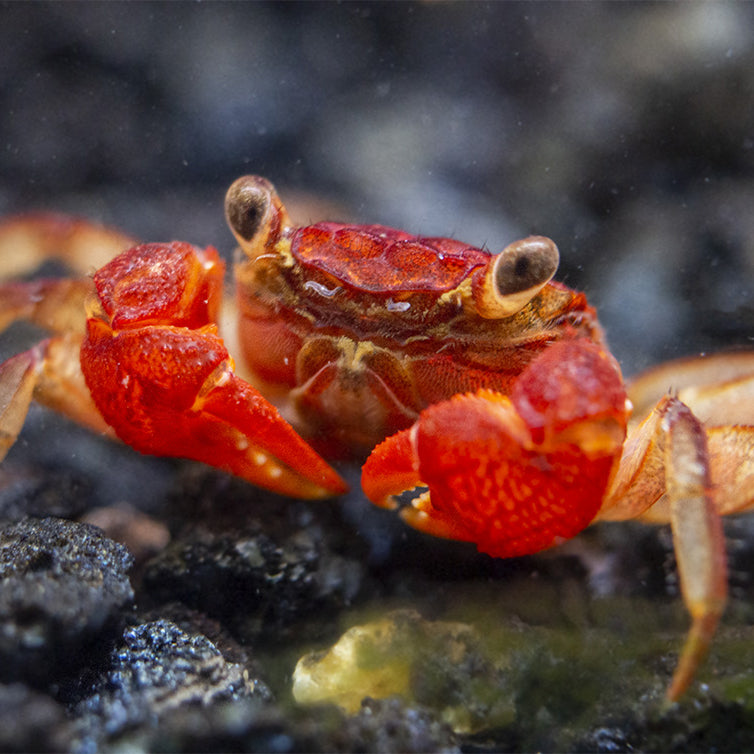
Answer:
[
  {"xmin": 362, "ymin": 339, "xmax": 629, "ymax": 558},
  {"xmin": 81, "ymin": 241, "xmax": 347, "ymax": 499}
]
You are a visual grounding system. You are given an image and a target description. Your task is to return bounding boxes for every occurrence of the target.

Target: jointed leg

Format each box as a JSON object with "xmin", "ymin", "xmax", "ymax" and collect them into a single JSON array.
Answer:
[
  {"xmin": 0, "ymin": 278, "xmax": 94, "ymax": 335},
  {"xmin": 0, "ymin": 334, "xmax": 114, "ymax": 461},
  {"xmin": 599, "ymin": 396, "xmax": 731, "ymax": 700},
  {"xmin": 0, "ymin": 213, "xmax": 139, "ymax": 459},
  {"xmin": 663, "ymin": 400, "xmax": 727, "ymax": 701},
  {"xmin": 0, "ymin": 213, "xmax": 136, "ymax": 280}
]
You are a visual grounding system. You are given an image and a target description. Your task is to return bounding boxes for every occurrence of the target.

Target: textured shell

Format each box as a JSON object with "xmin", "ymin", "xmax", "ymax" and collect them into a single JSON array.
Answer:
[{"xmin": 290, "ymin": 223, "xmax": 491, "ymax": 294}]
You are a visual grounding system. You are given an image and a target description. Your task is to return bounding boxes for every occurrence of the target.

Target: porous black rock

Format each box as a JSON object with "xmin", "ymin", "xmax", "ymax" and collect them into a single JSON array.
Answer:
[
  {"xmin": 74, "ymin": 618, "xmax": 269, "ymax": 750},
  {"xmin": 143, "ymin": 521, "xmax": 363, "ymax": 643},
  {"xmin": 342, "ymin": 697, "xmax": 460, "ymax": 754},
  {"xmin": 143, "ymin": 476, "xmax": 365, "ymax": 643},
  {"xmin": 0, "ymin": 517, "xmax": 134, "ymax": 689}
]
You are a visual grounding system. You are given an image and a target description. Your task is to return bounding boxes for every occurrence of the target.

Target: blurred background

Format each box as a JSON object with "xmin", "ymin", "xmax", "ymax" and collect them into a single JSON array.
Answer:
[{"xmin": 1, "ymin": 1, "xmax": 752, "ymax": 375}]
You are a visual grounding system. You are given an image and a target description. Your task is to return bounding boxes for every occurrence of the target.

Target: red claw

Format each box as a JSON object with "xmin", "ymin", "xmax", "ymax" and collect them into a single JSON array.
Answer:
[
  {"xmin": 361, "ymin": 426, "xmax": 418, "ymax": 512},
  {"xmin": 362, "ymin": 340, "xmax": 629, "ymax": 558},
  {"xmin": 81, "ymin": 242, "xmax": 347, "ymax": 499}
]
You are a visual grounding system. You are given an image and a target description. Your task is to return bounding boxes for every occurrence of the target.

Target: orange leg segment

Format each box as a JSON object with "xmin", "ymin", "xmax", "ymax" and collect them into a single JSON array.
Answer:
[
  {"xmin": 663, "ymin": 400, "xmax": 727, "ymax": 701},
  {"xmin": 0, "ymin": 212, "xmax": 137, "ymax": 280},
  {"xmin": 599, "ymin": 393, "xmax": 733, "ymax": 701},
  {"xmin": 0, "ymin": 334, "xmax": 115, "ymax": 461}
]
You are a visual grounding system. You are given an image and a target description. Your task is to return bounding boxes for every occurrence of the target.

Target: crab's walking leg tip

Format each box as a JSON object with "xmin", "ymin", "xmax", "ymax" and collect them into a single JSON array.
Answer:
[{"xmin": 665, "ymin": 610, "xmax": 724, "ymax": 703}]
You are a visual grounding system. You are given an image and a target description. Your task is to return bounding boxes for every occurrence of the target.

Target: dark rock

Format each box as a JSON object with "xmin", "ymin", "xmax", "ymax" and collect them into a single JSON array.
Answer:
[
  {"xmin": 136, "ymin": 696, "xmax": 458, "ymax": 754},
  {"xmin": 570, "ymin": 695, "xmax": 754, "ymax": 753},
  {"xmin": 0, "ymin": 683, "xmax": 73, "ymax": 753},
  {"xmin": 573, "ymin": 725, "xmax": 633, "ymax": 753},
  {"xmin": 74, "ymin": 619, "xmax": 269, "ymax": 750},
  {"xmin": 137, "ymin": 602, "xmax": 256, "ymax": 668},
  {"xmin": 342, "ymin": 697, "xmax": 459, "ymax": 754},
  {"xmin": 143, "ymin": 474, "xmax": 365, "ymax": 643},
  {"xmin": 138, "ymin": 698, "xmax": 299, "ymax": 753},
  {"xmin": 143, "ymin": 521, "xmax": 363, "ymax": 643},
  {"xmin": 0, "ymin": 465, "xmax": 92, "ymax": 523},
  {"xmin": 0, "ymin": 517, "xmax": 133, "ymax": 689}
]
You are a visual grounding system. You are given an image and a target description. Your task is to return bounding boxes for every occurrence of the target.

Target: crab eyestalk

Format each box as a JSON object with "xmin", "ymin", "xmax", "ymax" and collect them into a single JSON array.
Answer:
[
  {"xmin": 225, "ymin": 175, "xmax": 291, "ymax": 261},
  {"xmin": 472, "ymin": 236, "xmax": 559, "ymax": 318}
]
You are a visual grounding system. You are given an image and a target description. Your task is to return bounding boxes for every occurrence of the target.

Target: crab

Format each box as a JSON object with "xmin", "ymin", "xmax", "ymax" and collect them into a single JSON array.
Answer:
[{"xmin": 0, "ymin": 175, "xmax": 752, "ymax": 701}]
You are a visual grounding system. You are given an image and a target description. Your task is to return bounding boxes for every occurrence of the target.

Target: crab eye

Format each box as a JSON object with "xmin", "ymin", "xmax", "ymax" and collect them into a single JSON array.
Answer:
[
  {"xmin": 225, "ymin": 175, "xmax": 275, "ymax": 242},
  {"xmin": 473, "ymin": 236, "xmax": 559, "ymax": 318},
  {"xmin": 225, "ymin": 175, "xmax": 288, "ymax": 259}
]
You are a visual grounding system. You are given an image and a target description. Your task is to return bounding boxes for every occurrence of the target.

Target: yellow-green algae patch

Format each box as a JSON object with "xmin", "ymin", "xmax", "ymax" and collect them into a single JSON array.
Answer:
[
  {"xmin": 288, "ymin": 560, "xmax": 754, "ymax": 748},
  {"xmin": 292, "ymin": 609, "xmax": 515, "ymax": 734}
]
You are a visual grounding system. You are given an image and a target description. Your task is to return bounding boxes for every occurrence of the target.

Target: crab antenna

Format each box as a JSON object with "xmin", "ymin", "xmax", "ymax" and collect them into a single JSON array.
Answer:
[{"xmin": 472, "ymin": 236, "xmax": 559, "ymax": 318}]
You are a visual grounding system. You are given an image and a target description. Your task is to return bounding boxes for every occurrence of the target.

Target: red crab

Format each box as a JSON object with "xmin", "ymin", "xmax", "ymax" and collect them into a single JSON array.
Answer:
[{"xmin": 0, "ymin": 175, "xmax": 752, "ymax": 701}]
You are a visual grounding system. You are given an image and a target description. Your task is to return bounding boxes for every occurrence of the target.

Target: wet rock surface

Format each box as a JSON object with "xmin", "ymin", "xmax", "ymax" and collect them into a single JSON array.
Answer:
[
  {"xmin": 141, "ymin": 472, "xmax": 367, "ymax": 644},
  {"xmin": 137, "ymin": 695, "xmax": 459, "ymax": 754},
  {"xmin": 73, "ymin": 618, "xmax": 267, "ymax": 752},
  {"xmin": 1, "ymin": 3, "xmax": 753, "ymax": 752},
  {"xmin": 1, "ymin": 477, "xmax": 754, "ymax": 751},
  {"xmin": 0, "ymin": 517, "xmax": 133, "ymax": 688}
]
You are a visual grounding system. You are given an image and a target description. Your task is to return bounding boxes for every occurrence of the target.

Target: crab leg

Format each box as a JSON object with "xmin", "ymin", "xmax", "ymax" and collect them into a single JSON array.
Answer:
[
  {"xmin": 598, "ymin": 397, "xmax": 729, "ymax": 701},
  {"xmin": 600, "ymin": 364, "xmax": 754, "ymax": 700},
  {"xmin": 663, "ymin": 401, "xmax": 727, "ymax": 701},
  {"xmin": 0, "ymin": 216, "xmax": 137, "ymax": 461},
  {"xmin": 0, "ymin": 212, "xmax": 136, "ymax": 354},
  {"xmin": 0, "ymin": 351, "xmax": 37, "ymax": 460},
  {"xmin": 0, "ymin": 214, "xmax": 139, "ymax": 449},
  {"xmin": 0, "ymin": 212, "xmax": 137, "ymax": 280},
  {"xmin": 626, "ymin": 350, "xmax": 754, "ymax": 422},
  {"xmin": 0, "ymin": 278, "xmax": 94, "ymax": 335},
  {"xmin": 0, "ymin": 334, "xmax": 115, "ymax": 461}
]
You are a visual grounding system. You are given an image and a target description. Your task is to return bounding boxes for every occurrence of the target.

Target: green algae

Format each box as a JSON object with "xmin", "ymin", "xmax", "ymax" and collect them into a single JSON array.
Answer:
[{"xmin": 289, "ymin": 573, "xmax": 754, "ymax": 750}]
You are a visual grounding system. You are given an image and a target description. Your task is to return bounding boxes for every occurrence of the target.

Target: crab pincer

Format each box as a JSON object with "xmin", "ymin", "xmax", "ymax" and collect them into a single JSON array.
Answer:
[
  {"xmin": 80, "ymin": 241, "xmax": 347, "ymax": 499},
  {"xmin": 363, "ymin": 339, "xmax": 629, "ymax": 558}
]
